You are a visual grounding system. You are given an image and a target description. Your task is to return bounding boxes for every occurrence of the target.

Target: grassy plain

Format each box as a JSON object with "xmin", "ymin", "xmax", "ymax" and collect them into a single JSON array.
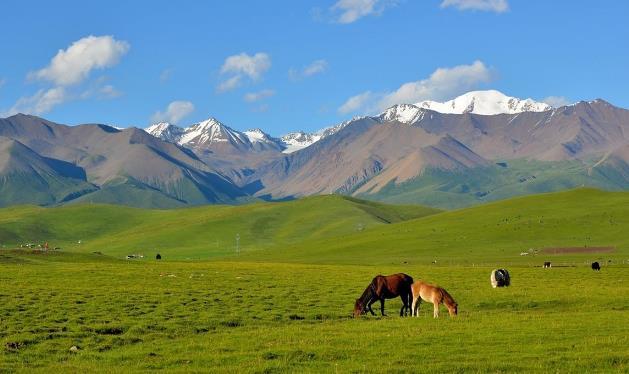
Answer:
[{"xmin": 1, "ymin": 189, "xmax": 628, "ymax": 372}]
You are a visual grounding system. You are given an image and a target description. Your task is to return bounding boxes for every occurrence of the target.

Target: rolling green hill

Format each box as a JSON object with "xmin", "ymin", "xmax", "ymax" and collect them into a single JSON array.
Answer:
[
  {"xmin": 0, "ymin": 188, "xmax": 626, "ymax": 265},
  {"xmin": 0, "ymin": 195, "xmax": 439, "ymax": 259},
  {"xmin": 357, "ymin": 159, "xmax": 629, "ymax": 209},
  {"xmin": 243, "ymin": 188, "xmax": 629, "ymax": 265}
]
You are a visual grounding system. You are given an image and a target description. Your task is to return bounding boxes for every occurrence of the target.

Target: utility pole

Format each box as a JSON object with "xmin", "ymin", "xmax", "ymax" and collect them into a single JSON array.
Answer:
[{"xmin": 235, "ymin": 234, "xmax": 240, "ymax": 255}]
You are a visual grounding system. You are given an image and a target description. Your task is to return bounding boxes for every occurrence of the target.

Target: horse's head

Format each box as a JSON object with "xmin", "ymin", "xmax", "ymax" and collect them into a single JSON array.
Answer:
[
  {"xmin": 353, "ymin": 299, "xmax": 366, "ymax": 318},
  {"xmin": 448, "ymin": 303, "xmax": 458, "ymax": 316}
]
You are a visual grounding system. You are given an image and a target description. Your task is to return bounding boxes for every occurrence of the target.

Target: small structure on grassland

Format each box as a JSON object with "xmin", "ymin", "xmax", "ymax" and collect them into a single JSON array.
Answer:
[{"xmin": 491, "ymin": 269, "xmax": 511, "ymax": 288}]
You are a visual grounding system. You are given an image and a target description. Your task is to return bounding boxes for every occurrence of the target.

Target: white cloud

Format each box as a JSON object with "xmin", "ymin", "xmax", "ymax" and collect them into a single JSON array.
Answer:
[
  {"xmin": 78, "ymin": 77, "xmax": 123, "ymax": 100},
  {"xmin": 99, "ymin": 85, "xmax": 123, "ymax": 99},
  {"xmin": 290, "ymin": 59, "xmax": 328, "ymax": 81},
  {"xmin": 29, "ymin": 35, "xmax": 130, "ymax": 86},
  {"xmin": 338, "ymin": 91, "xmax": 375, "ymax": 114},
  {"xmin": 251, "ymin": 104, "xmax": 270, "ymax": 113},
  {"xmin": 3, "ymin": 87, "xmax": 68, "ymax": 116},
  {"xmin": 217, "ymin": 75, "xmax": 242, "ymax": 93},
  {"xmin": 244, "ymin": 89, "xmax": 275, "ymax": 103},
  {"xmin": 303, "ymin": 60, "xmax": 328, "ymax": 76},
  {"xmin": 217, "ymin": 52, "xmax": 271, "ymax": 92},
  {"xmin": 331, "ymin": 0, "xmax": 395, "ymax": 24},
  {"xmin": 151, "ymin": 101, "xmax": 195, "ymax": 124},
  {"xmin": 338, "ymin": 60, "xmax": 493, "ymax": 114},
  {"xmin": 543, "ymin": 96, "xmax": 571, "ymax": 107},
  {"xmin": 440, "ymin": 0, "xmax": 509, "ymax": 13},
  {"xmin": 378, "ymin": 60, "xmax": 492, "ymax": 109},
  {"xmin": 160, "ymin": 68, "xmax": 173, "ymax": 83}
]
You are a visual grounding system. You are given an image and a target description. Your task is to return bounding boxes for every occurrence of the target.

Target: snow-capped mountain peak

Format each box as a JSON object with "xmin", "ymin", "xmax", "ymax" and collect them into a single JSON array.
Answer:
[
  {"xmin": 279, "ymin": 118, "xmax": 356, "ymax": 153},
  {"xmin": 280, "ymin": 131, "xmax": 322, "ymax": 153},
  {"xmin": 244, "ymin": 128, "xmax": 271, "ymax": 143},
  {"xmin": 379, "ymin": 104, "xmax": 426, "ymax": 124},
  {"xmin": 179, "ymin": 117, "xmax": 248, "ymax": 146},
  {"xmin": 145, "ymin": 122, "xmax": 185, "ymax": 142},
  {"xmin": 415, "ymin": 90, "xmax": 552, "ymax": 115},
  {"xmin": 144, "ymin": 90, "xmax": 556, "ymax": 154}
]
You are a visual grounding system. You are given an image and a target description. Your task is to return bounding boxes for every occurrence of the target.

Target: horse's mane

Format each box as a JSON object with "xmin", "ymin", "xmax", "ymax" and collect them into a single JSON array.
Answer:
[
  {"xmin": 440, "ymin": 287, "xmax": 457, "ymax": 306},
  {"xmin": 356, "ymin": 277, "xmax": 377, "ymax": 309}
]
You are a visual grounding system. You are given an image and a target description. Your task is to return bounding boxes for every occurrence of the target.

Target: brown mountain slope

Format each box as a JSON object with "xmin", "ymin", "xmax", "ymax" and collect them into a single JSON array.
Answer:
[{"xmin": 0, "ymin": 115, "xmax": 249, "ymax": 206}]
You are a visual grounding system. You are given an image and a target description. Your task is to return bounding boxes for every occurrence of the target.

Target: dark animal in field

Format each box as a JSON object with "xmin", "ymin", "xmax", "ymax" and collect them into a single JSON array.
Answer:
[
  {"xmin": 543, "ymin": 262, "xmax": 551, "ymax": 268},
  {"xmin": 491, "ymin": 269, "xmax": 510, "ymax": 288},
  {"xmin": 411, "ymin": 281, "xmax": 458, "ymax": 318},
  {"xmin": 591, "ymin": 262, "xmax": 600, "ymax": 271},
  {"xmin": 354, "ymin": 273, "xmax": 414, "ymax": 318},
  {"xmin": 156, "ymin": 253, "xmax": 162, "ymax": 260}
]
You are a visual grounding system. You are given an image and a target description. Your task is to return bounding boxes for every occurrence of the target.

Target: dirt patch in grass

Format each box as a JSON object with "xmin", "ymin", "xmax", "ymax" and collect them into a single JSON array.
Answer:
[{"xmin": 541, "ymin": 246, "xmax": 614, "ymax": 254}]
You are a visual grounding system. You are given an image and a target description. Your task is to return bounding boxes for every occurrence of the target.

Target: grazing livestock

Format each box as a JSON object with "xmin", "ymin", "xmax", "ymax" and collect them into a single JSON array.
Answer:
[
  {"xmin": 591, "ymin": 262, "xmax": 600, "ymax": 271},
  {"xmin": 491, "ymin": 269, "xmax": 511, "ymax": 288},
  {"xmin": 410, "ymin": 281, "xmax": 458, "ymax": 318},
  {"xmin": 543, "ymin": 262, "xmax": 552, "ymax": 268},
  {"xmin": 354, "ymin": 273, "xmax": 414, "ymax": 318},
  {"xmin": 156, "ymin": 253, "xmax": 162, "ymax": 260}
]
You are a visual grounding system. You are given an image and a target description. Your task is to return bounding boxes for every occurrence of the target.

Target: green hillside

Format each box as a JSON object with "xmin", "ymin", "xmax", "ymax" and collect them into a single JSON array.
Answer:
[
  {"xmin": 358, "ymin": 159, "xmax": 629, "ymax": 209},
  {"xmin": 1, "ymin": 188, "xmax": 626, "ymax": 265},
  {"xmin": 0, "ymin": 195, "xmax": 439, "ymax": 259},
  {"xmin": 244, "ymin": 188, "xmax": 629, "ymax": 264}
]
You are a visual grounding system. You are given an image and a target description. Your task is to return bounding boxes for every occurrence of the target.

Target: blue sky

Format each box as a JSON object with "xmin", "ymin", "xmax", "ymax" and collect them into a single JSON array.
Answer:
[{"xmin": 1, "ymin": 0, "xmax": 628, "ymax": 136}]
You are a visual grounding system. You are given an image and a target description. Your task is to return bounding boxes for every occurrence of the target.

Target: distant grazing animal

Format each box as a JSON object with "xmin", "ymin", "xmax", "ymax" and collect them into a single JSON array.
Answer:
[
  {"xmin": 543, "ymin": 262, "xmax": 551, "ymax": 268},
  {"xmin": 156, "ymin": 253, "xmax": 162, "ymax": 260},
  {"xmin": 591, "ymin": 262, "xmax": 600, "ymax": 271},
  {"xmin": 491, "ymin": 269, "xmax": 511, "ymax": 288},
  {"xmin": 353, "ymin": 273, "xmax": 414, "ymax": 318},
  {"xmin": 410, "ymin": 281, "xmax": 458, "ymax": 318}
]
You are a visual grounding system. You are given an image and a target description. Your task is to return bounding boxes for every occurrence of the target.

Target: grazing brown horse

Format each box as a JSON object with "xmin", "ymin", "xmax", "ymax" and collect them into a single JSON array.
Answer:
[
  {"xmin": 353, "ymin": 273, "xmax": 414, "ymax": 318},
  {"xmin": 411, "ymin": 281, "xmax": 458, "ymax": 318}
]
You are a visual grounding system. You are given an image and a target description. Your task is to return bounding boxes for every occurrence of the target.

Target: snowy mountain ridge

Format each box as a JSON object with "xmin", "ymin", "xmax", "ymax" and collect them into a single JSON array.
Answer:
[
  {"xmin": 415, "ymin": 90, "xmax": 552, "ymax": 115},
  {"xmin": 146, "ymin": 90, "xmax": 563, "ymax": 152}
]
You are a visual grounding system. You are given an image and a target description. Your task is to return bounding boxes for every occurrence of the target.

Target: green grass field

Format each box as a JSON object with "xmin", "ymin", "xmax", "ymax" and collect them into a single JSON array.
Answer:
[{"xmin": 1, "ymin": 189, "xmax": 628, "ymax": 372}]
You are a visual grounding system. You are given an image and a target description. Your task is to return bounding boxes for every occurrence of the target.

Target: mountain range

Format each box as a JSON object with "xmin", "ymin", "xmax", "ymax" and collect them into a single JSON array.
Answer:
[{"xmin": 1, "ymin": 90, "xmax": 628, "ymax": 208}]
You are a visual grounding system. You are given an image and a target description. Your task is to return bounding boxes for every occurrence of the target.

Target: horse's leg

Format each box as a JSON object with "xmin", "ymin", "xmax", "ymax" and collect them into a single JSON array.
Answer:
[
  {"xmin": 399, "ymin": 293, "xmax": 408, "ymax": 317},
  {"xmin": 433, "ymin": 301, "xmax": 439, "ymax": 318},
  {"xmin": 367, "ymin": 298, "xmax": 376, "ymax": 316},
  {"xmin": 380, "ymin": 299, "xmax": 386, "ymax": 316},
  {"xmin": 411, "ymin": 295, "xmax": 417, "ymax": 317}
]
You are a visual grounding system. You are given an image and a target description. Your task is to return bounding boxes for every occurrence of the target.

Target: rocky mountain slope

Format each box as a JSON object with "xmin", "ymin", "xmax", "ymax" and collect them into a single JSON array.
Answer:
[
  {"xmin": 2, "ymin": 90, "xmax": 629, "ymax": 209},
  {"xmin": 0, "ymin": 114, "xmax": 250, "ymax": 207}
]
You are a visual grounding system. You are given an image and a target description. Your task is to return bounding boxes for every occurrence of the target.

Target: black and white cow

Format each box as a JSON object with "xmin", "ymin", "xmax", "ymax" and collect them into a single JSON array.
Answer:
[{"xmin": 491, "ymin": 269, "xmax": 511, "ymax": 288}]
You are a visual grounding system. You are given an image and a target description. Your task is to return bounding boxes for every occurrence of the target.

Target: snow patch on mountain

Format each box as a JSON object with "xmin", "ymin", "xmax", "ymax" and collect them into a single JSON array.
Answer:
[
  {"xmin": 145, "ymin": 122, "xmax": 185, "ymax": 142},
  {"xmin": 379, "ymin": 104, "xmax": 426, "ymax": 124},
  {"xmin": 179, "ymin": 118, "xmax": 248, "ymax": 146},
  {"xmin": 279, "ymin": 118, "xmax": 357, "ymax": 153},
  {"xmin": 280, "ymin": 132, "xmax": 322, "ymax": 153},
  {"xmin": 415, "ymin": 90, "xmax": 552, "ymax": 115}
]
